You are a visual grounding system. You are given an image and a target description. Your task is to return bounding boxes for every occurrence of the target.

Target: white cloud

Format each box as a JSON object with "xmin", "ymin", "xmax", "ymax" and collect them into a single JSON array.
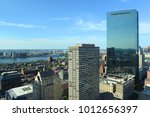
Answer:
[
  {"xmin": 139, "ymin": 22, "xmax": 150, "ymax": 34},
  {"xmin": 75, "ymin": 19, "xmax": 150, "ymax": 34},
  {"xmin": 0, "ymin": 35, "xmax": 106, "ymax": 49},
  {"xmin": 51, "ymin": 17, "xmax": 71, "ymax": 21},
  {"xmin": 0, "ymin": 21, "xmax": 46, "ymax": 29},
  {"xmin": 76, "ymin": 19, "xmax": 106, "ymax": 31}
]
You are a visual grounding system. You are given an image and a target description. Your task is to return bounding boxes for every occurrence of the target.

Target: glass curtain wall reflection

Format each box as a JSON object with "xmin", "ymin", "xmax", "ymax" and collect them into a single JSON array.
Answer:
[{"xmin": 107, "ymin": 10, "xmax": 139, "ymax": 83}]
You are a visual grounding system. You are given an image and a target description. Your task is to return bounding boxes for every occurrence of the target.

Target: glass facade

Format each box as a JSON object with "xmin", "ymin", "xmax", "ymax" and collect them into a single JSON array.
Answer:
[{"xmin": 107, "ymin": 10, "xmax": 139, "ymax": 82}]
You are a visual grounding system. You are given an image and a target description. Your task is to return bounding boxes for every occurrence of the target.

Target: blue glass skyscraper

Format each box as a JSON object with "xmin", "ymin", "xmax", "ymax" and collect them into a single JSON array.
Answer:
[{"xmin": 107, "ymin": 10, "xmax": 139, "ymax": 85}]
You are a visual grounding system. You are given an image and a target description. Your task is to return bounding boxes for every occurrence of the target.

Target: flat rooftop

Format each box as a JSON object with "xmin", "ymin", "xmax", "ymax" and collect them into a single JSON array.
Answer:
[
  {"xmin": 100, "ymin": 75, "xmax": 135, "ymax": 85},
  {"xmin": 69, "ymin": 44, "xmax": 97, "ymax": 50},
  {"xmin": 7, "ymin": 84, "xmax": 33, "ymax": 97}
]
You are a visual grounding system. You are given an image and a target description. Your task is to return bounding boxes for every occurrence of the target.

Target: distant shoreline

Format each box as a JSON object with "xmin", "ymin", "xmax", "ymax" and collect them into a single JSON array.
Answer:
[{"xmin": 0, "ymin": 55, "xmax": 63, "ymax": 64}]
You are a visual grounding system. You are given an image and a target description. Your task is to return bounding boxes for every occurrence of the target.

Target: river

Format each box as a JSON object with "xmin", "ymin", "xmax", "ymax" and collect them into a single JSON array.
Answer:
[{"xmin": 0, "ymin": 55, "xmax": 61, "ymax": 64}]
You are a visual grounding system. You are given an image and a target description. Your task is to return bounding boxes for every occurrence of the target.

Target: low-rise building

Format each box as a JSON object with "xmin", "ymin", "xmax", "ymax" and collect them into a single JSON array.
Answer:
[
  {"xmin": 47, "ymin": 56, "xmax": 54, "ymax": 62},
  {"xmin": 100, "ymin": 75, "xmax": 135, "ymax": 100},
  {"xmin": 0, "ymin": 71, "xmax": 21, "ymax": 92},
  {"xmin": 21, "ymin": 68, "xmax": 39, "ymax": 82},
  {"xmin": 21, "ymin": 68, "xmax": 39, "ymax": 77},
  {"xmin": 33, "ymin": 70, "xmax": 62, "ymax": 100},
  {"xmin": 5, "ymin": 84, "xmax": 33, "ymax": 100},
  {"xmin": 100, "ymin": 81, "xmax": 115, "ymax": 93}
]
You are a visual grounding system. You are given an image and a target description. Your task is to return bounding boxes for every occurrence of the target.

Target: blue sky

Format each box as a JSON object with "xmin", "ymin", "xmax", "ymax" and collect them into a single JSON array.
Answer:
[{"xmin": 0, "ymin": 0, "xmax": 150, "ymax": 49}]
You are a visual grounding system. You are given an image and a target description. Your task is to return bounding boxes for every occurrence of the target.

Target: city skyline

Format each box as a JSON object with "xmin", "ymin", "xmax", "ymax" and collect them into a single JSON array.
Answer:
[{"xmin": 0, "ymin": 0, "xmax": 150, "ymax": 49}]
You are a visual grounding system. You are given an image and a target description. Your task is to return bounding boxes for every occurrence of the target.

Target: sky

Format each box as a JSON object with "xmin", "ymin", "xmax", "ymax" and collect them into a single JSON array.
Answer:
[{"xmin": 0, "ymin": 0, "xmax": 150, "ymax": 49}]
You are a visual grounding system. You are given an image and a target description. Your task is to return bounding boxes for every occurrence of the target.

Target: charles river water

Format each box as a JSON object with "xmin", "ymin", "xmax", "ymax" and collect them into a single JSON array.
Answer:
[{"xmin": 0, "ymin": 55, "xmax": 61, "ymax": 64}]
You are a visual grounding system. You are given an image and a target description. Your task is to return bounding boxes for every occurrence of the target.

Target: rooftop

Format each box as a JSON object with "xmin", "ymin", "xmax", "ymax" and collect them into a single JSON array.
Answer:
[
  {"xmin": 69, "ymin": 44, "xmax": 96, "ymax": 50},
  {"xmin": 40, "ymin": 70, "xmax": 54, "ymax": 78},
  {"xmin": 0, "ymin": 71, "xmax": 21, "ymax": 81},
  {"xmin": 6, "ymin": 84, "xmax": 33, "ymax": 98},
  {"xmin": 108, "ymin": 9, "xmax": 138, "ymax": 15},
  {"xmin": 101, "ymin": 75, "xmax": 135, "ymax": 85},
  {"xmin": 1, "ymin": 71, "xmax": 18, "ymax": 76}
]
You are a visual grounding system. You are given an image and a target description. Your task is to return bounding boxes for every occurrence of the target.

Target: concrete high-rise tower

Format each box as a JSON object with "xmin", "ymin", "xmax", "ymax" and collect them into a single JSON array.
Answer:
[{"xmin": 68, "ymin": 44, "xmax": 99, "ymax": 100}]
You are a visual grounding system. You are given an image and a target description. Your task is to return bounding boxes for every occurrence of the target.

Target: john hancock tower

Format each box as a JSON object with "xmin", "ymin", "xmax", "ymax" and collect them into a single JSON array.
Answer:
[{"xmin": 107, "ymin": 10, "xmax": 140, "ymax": 87}]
